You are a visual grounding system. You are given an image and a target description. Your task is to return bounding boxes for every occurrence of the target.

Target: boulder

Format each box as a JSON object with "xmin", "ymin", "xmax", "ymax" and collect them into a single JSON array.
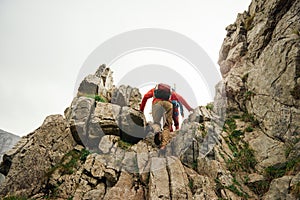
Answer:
[
  {"xmin": 89, "ymin": 102, "xmax": 121, "ymax": 137},
  {"xmin": 68, "ymin": 96, "xmax": 95, "ymax": 146},
  {"xmin": 117, "ymin": 106, "xmax": 146, "ymax": 143},
  {"xmin": 78, "ymin": 74, "xmax": 101, "ymax": 96}
]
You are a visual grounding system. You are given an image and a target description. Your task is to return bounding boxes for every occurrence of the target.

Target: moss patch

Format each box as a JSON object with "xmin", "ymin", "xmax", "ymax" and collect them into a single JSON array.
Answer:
[
  {"xmin": 223, "ymin": 116, "xmax": 257, "ymax": 173},
  {"xmin": 227, "ymin": 143, "xmax": 257, "ymax": 173},
  {"xmin": 246, "ymin": 180, "xmax": 270, "ymax": 197},
  {"xmin": 205, "ymin": 103, "xmax": 214, "ymax": 110},
  {"xmin": 215, "ymin": 177, "xmax": 249, "ymax": 199},
  {"xmin": 47, "ymin": 148, "xmax": 90, "ymax": 177},
  {"xmin": 86, "ymin": 94, "xmax": 108, "ymax": 102},
  {"xmin": 118, "ymin": 139, "xmax": 133, "ymax": 150}
]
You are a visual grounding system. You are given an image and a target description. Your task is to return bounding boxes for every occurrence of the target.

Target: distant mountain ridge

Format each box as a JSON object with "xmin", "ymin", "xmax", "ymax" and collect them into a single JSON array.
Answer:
[{"xmin": 0, "ymin": 129, "xmax": 20, "ymax": 161}]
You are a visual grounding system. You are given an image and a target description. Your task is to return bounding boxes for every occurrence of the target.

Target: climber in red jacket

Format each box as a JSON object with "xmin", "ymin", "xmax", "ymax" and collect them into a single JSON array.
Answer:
[
  {"xmin": 140, "ymin": 84, "xmax": 173, "ymax": 150},
  {"xmin": 140, "ymin": 84, "xmax": 193, "ymax": 149}
]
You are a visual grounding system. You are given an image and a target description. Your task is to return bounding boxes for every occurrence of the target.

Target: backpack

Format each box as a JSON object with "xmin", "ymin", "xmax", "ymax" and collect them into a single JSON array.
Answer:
[{"xmin": 154, "ymin": 83, "xmax": 171, "ymax": 100}]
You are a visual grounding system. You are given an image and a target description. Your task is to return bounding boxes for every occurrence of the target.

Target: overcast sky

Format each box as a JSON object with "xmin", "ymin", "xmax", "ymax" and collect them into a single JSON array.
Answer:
[{"xmin": 0, "ymin": 0, "xmax": 251, "ymax": 136}]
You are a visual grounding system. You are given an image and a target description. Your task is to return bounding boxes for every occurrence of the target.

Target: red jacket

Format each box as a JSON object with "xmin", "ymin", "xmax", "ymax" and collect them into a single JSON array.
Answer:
[
  {"xmin": 140, "ymin": 88, "xmax": 193, "ymax": 112},
  {"xmin": 170, "ymin": 92, "xmax": 193, "ymax": 112}
]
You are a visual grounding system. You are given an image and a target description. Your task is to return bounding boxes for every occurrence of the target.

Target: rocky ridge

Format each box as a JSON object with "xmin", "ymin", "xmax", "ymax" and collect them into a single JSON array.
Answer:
[{"xmin": 0, "ymin": 0, "xmax": 299, "ymax": 199}]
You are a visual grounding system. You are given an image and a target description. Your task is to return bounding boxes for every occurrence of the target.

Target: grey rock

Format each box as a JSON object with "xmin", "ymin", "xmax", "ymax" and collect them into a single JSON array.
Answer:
[
  {"xmin": 117, "ymin": 106, "xmax": 146, "ymax": 143},
  {"xmin": 89, "ymin": 102, "xmax": 121, "ymax": 137},
  {"xmin": 121, "ymin": 151, "xmax": 138, "ymax": 173},
  {"xmin": 78, "ymin": 74, "xmax": 101, "ymax": 96},
  {"xmin": 111, "ymin": 85, "xmax": 142, "ymax": 110},
  {"xmin": 97, "ymin": 67, "xmax": 114, "ymax": 102},
  {"xmin": 166, "ymin": 156, "xmax": 192, "ymax": 199},
  {"xmin": 77, "ymin": 65, "xmax": 114, "ymax": 102},
  {"xmin": 98, "ymin": 135, "xmax": 120, "ymax": 154},
  {"xmin": 69, "ymin": 96, "xmax": 95, "ymax": 146},
  {"xmin": 244, "ymin": 130, "xmax": 286, "ymax": 172},
  {"xmin": 149, "ymin": 157, "xmax": 170, "ymax": 200}
]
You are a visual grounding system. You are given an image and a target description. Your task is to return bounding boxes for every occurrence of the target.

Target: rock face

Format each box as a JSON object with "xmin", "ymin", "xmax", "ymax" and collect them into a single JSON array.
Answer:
[
  {"xmin": 0, "ymin": 0, "xmax": 299, "ymax": 199},
  {"xmin": 0, "ymin": 115, "xmax": 76, "ymax": 197},
  {"xmin": 216, "ymin": 0, "xmax": 300, "ymax": 199},
  {"xmin": 219, "ymin": 0, "xmax": 300, "ymax": 138}
]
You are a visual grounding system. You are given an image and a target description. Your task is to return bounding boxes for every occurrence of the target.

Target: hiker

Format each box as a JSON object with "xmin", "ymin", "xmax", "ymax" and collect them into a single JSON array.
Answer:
[
  {"xmin": 140, "ymin": 83, "xmax": 193, "ymax": 149},
  {"xmin": 140, "ymin": 83, "xmax": 173, "ymax": 150},
  {"xmin": 170, "ymin": 88, "xmax": 193, "ymax": 131}
]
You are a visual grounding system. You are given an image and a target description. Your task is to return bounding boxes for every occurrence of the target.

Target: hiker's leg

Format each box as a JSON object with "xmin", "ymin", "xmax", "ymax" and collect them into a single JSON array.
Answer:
[
  {"xmin": 152, "ymin": 101, "xmax": 164, "ymax": 132},
  {"xmin": 170, "ymin": 111, "xmax": 174, "ymax": 132},
  {"xmin": 160, "ymin": 101, "xmax": 173, "ymax": 147},
  {"xmin": 173, "ymin": 107, "xmax": 179, "ymax": 130},
  {"xmin": 152, "ymin": 101, "xmax": 163, "ymax": 125},
  {"xmin": 174, "ymin": 116, "xmax": 179, "ymax": 130}
]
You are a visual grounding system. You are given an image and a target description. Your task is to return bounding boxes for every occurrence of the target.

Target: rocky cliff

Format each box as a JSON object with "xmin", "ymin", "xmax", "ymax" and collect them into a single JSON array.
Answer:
[{"xmin": 0, "ymin": 0, "xmax": 299, "ymax": 199}]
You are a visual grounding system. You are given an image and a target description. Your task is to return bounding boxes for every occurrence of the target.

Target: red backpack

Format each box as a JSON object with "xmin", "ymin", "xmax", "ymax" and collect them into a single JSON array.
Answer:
[{"xmin": 154, "ymin": 83, "xmax": 171, "ymax": 100}]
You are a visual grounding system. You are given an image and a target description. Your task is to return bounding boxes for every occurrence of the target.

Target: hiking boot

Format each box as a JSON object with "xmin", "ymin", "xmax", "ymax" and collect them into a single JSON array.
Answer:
[
  {"xmin": 152, "ymin": 123, "xmax": 162, "ymax": 133},
  {"xmin": 154, "ymin": 131, "xmax": 162, "ymax": 146}
]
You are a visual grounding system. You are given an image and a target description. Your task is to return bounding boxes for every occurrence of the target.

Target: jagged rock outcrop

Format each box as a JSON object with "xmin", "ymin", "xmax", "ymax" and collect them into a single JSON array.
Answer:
[
  {"xmin": 66, "ymin": 66, "xmax": 146, "ymax": 151},
  {"xmin": 0, "ymin": 115, "xmax": 76, "ymax": 197},
  {"xmin": 0, "ymin": 0, "xmax": 299, "ymax": 199},
  {"xmin": 77, "ymin": 64, "xmax": 114, "ymax": 102}
]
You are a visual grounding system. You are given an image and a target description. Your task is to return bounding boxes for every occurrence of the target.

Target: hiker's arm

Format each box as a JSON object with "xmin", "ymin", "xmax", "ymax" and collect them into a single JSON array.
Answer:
[
  {"xmin": 140, "ymin": 88, "xmax": 154, "ymax": 112},
  {"xmin": 174, "ymin": 92, "xmax": 193, "ymax": 111}
]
